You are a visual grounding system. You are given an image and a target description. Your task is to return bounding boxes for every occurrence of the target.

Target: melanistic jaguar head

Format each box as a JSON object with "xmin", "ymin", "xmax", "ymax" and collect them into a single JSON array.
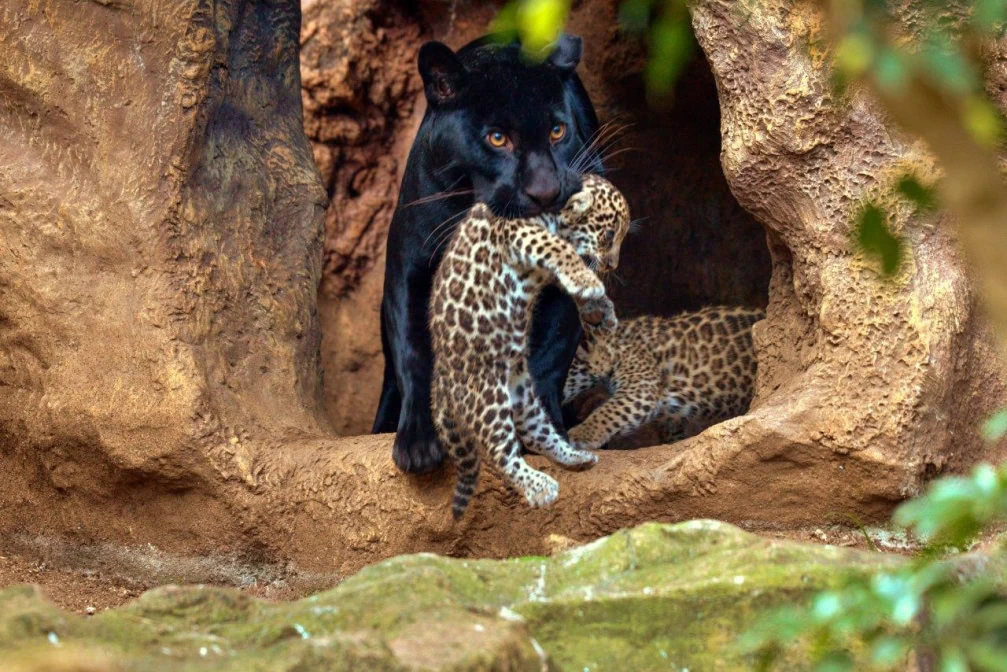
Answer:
[{"xmin": 418, "ymin": 34, "xmax": 598, "ymax": 218}]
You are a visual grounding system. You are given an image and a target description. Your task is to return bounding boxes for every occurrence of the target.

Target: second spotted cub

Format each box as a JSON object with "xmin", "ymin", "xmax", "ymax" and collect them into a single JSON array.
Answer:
[
  {"xmin": 564, "ymin": 306, "xmax": 764, "ymax": 449},
  {"xmin": 430, "ymin": 174, "xmax": 631, "ymax": 519}
]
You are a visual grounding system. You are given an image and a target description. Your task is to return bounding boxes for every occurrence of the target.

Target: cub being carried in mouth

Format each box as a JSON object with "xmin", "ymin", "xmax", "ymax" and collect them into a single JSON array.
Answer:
[{"xmin": 429, "ymin": 174, "xmax": 631, "ymax": 519}]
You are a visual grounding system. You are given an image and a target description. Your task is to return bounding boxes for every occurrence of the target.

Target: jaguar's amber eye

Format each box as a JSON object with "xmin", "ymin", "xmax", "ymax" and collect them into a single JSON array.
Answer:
[
  {"xmin": 487, "ymin": 131, "xmax": 510, "ymax": 149},
  {"xmin": 549, "ymin": 123, "xmax": 567, "ymax": 143}
]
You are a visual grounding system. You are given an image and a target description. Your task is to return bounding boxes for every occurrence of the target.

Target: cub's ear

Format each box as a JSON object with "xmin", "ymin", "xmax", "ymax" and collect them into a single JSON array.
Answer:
[
  {"xmin": 469, "ymin": 202, "xmax": 493, "ymax": 220},
  {"xmin": 546, "ymin": 34, "xmax": 583, "ymax": 74},
  {"xmin": 418, "ymin": 41, "xmax": 467, "ymax": 106},
  {"xmin": 566, "ymin": 189, "xmax": 593, "ymax": 217}
]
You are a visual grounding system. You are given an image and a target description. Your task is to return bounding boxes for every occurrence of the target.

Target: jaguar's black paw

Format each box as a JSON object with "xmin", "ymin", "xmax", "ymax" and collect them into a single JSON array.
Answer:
[{"xmin": 392, "ymin": 416, "xmax": 446, "ymax": 474}]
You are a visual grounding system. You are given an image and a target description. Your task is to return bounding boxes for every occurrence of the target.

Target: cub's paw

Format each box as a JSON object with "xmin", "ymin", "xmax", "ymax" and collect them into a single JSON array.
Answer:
[
  {"xmin": 551, "ymin": 442, "xmax": 598, "ymax": 469},
  {"xmin": 574, "ymin": 281, "xmax": 606, "ymax": 302},
  {"xmin": 522, "ymin": 471, "xmax": 560, "ymax": 508},
  {"xmin": 580, "ymin": 296, "xmax": 617, "ymax": 334},
  {"xmin": 568, "ymin": 449, "xmax": 599, "ymax": 468},
  {"xmin": 393, "ymin": 416, "xmax": 446, "ymax": 474}
]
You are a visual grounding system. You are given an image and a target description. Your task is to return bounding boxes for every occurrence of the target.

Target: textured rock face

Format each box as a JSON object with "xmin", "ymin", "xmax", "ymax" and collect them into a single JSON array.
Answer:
[
  {"xmin": 299, "ymin": 0, "xmax": 426, "ymax": 435},
  {"xmin": 685, "ymin": 0, "xmax": 1007, "ymax": 496},
  {"xmin": 0, "ymin": 0, "xmax": 327, "ymax": 554},
  {"xmin": 0, "ymin": 522, "xmax": 895, "ymax": 671}
]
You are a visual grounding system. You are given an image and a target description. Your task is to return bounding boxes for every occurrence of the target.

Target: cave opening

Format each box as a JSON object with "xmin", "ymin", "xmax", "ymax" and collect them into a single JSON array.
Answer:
[
  {"xmin": 304, "ymin": 5, "xmax": 772, "ymax": 439},
  {"xmin": 564, "ymin": 50, "xmax": 773, "ymax": 448},
  {"xmin": 595, "ymin": 54, "xmax": 771, "ymax": 319}
]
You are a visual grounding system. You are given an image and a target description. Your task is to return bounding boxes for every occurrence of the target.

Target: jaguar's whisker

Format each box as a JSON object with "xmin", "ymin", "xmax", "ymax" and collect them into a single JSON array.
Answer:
[{"xmin": 571, "ymin": 119, "xmax": 631, "ymax": 174}]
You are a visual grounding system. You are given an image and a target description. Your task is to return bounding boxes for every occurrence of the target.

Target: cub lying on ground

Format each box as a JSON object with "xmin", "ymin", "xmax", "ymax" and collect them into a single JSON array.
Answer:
[
  {"xmin": 429, "ymin": 174, "xmax": 631, "ymax": 518},
  {"xmin": 564, "ymin": 306, "xmax": 764, "ymax": 450}
]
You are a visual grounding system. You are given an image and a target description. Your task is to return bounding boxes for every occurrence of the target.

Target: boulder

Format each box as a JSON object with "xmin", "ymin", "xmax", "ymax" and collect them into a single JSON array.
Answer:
[{"xmin": 0, "ymin": 521, "xmax": 896, "ymax": 671}]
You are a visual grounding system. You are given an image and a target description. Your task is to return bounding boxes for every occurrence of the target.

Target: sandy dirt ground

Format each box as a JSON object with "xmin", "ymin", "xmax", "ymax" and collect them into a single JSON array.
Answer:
[{"xmin": 0, "ymin": 523, "xmax": 943, "ymax": 613}]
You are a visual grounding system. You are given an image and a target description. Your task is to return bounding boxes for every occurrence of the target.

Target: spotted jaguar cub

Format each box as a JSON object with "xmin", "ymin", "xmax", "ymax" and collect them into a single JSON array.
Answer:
[
  {"xmin": 430, "ymin": 174, "xmax": 630, "ymax": 519},
  {"xmin": 564, "ymin": 306, "xmax": 764, "ymax": 449}
]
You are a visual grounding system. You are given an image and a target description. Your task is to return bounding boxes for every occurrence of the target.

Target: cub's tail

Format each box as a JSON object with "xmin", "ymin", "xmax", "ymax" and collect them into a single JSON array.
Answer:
[{"xmin": 452, "ymin": 454, "xmax": 482, "ymax": 520}]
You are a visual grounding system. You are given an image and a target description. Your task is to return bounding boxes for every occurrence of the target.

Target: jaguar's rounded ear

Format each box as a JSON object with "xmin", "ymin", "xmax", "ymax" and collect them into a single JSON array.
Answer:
[
  {"xmin": 419, "ymin": 41, "xmax": 467, "ymax": 106},
  {"xmin": 546, "ymin": 34, "xmax": 583, "ymax": 74},
  {"xmin": 567, "ymin": 189, "xmax": 593, "ymax": 217}
]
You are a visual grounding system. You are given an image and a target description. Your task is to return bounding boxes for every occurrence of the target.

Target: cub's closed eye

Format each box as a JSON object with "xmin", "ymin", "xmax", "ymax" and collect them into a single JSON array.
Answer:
[
  {"xmin": 486, "ymin": 131, "xmax": 511, "ymax": 150},
  {"xmin": 550, "ymin": 123, "xmax": 567, "ymax": 143},
  {"xmin": 603, "ymin": 230, "xmax": 615, "ymax": 243}
]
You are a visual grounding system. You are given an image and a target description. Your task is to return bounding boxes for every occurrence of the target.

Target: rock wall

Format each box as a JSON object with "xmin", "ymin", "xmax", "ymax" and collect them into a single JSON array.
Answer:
[
  {"xmin": 689, "ymin": 0, "xmax": 1007, "ymax": 486},
  {"xmin": 1, "ymin": 0, "xmax": 327, "ymax": 557}
]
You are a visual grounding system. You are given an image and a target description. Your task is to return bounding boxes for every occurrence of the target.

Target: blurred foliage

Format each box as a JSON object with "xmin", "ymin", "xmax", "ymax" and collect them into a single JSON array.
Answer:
[
  {"xmin": 742, "ymin": 461, "xmax": 1007, "ymax": 671},
  {"xmin": 986, "ymin": 409, "xmax": 1007, "ymax": 442},
  {"xmin": 827, "ymin": 0, "xmax": 1006, "ymax": 277},
  {"xmin": 618, "ymin": 0, "xmax": 694, "ymax": 95},
  {"xmin": 828, "ymin": 0, "xmax": 1005, "ymax": 148},
  {"xmin": 492, "ymin": 0, "xmax": 695, "ymax": 92},
  {"xmin": 856, "ymin": 203, "xmax": 903, "ymax": 275},
  {"xmin": 490, "ymin": 0, "xmax": 571, "ymax": 55},
  {"xmin": 855, "ymin": 173, "xmax": 937, "ymax": 276}
]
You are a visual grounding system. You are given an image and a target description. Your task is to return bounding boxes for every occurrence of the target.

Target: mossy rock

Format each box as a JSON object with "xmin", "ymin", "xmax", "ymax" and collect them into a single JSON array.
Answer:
[{"xmin": 0, "ymin": 521, "xmax": 897, "ymax": 671}]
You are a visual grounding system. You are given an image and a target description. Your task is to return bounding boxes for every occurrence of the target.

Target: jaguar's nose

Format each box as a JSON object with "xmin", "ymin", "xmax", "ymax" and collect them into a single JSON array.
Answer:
[{"xmin": 524, "ymin": 177, "xmax": 560, "ymax": 210}]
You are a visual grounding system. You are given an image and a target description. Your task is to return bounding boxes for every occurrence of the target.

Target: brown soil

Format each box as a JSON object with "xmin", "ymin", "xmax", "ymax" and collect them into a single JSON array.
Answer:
[
  {"xmin": 0, "ymin": 549, "xmax": 304, "ymax": 613},
  {"xmin": 0, "ymin": 552, "xmax": 139, "ymax": 614},
  {"xmin": 0, "ymin": 525, "xmax": 907, "ymax": 613}
]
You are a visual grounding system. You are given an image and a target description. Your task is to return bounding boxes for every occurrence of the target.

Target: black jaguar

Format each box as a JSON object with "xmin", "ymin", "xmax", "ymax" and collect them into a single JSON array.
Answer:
[{"xmin": 372, "ymin": 33, "xmax": 603, "ymax": 473}]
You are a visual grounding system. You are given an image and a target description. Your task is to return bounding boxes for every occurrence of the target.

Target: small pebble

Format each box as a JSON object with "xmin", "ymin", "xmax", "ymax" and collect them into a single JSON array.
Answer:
[{"xmin": 85, "ymin": 606, "xmax": 96, "ymax": 616}]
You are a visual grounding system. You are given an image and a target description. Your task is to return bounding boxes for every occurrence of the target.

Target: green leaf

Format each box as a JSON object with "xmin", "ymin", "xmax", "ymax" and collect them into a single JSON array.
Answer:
[
  {"xmin": 834, "ymin": 32, "xmax": 875, "ymax": 79},
  {"xmin": 645, "ymin": 14, "xmax": 694, "ymax": 94},
  {"xmin": 963, "ymin": 96, "xmax": 1005, "ymax": 148},
  {"xmin": 941, "ymin": 647, "xmax": 969, "ymax": 672},
  {"xmin": 856, "ymin": 204, "xmax": 903, "ymax": 275},
  {"xmin": 521, "ymin": 0, "xmax": 571, "ymax": 53},
  {"xmin": 967, "ymin": 641, "xmax": 1007, "ymax": 672},
  {"xmin": 489, "ymin": 3, "xmax": 521, "ymax": 39},
  {"xmin": 974, "ymin": 0, "xmax": 1007, "ymax": 31},
  {"xmin": 982, "ymin": 408, "xmax": 1007, "ymax": 442},
  {"xmin": 871, "ymin": 637, "xmax": 907, "ymax": 666},
  {"xmin": 492, "ymin": 0, "xmax": 572, "ymax": 57},
  {"xmin": 921, "ymin": 40, "xmax": 978, "ymax": 96},
  {"xmin": 873, "ymin": 48, "xmax": 908, "ymax": 94},
  {"xmin": 896, "ymin": 175, "xmax": 938, "ymax": 212},
  {"xmin": 813, "ymin": 592, "xmax": 842, "ymax": 621},
  {"xmin": 619, "ymin": 0, "xmax": 653, "ymax": 32}
]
